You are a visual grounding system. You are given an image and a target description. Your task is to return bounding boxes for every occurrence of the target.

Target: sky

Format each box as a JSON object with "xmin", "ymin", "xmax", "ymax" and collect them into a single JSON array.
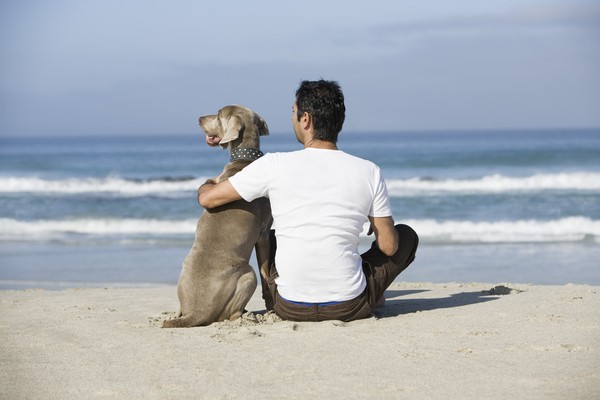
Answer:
[{"xmin": 1, "ymin": 0, "xmax": 599, "ymax": 137}]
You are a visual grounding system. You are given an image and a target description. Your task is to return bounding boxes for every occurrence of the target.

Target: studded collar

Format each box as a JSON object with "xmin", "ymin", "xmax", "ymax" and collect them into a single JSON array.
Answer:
[{"xmin": 230, "ymin": 148, "xmax": 264, "ymax": 162}]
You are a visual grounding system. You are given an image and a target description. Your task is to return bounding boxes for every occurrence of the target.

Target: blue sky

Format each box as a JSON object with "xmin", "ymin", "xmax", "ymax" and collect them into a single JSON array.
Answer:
[{"xmin": 1, "ymin": 0, "xmax": 599, "ymax": 137}]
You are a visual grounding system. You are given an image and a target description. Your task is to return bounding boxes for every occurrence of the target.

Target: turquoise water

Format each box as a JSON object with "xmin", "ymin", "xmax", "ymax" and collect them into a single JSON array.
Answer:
[{"xmin": 1, "ymin": 129, "xmax": 599, "ymax": 288}]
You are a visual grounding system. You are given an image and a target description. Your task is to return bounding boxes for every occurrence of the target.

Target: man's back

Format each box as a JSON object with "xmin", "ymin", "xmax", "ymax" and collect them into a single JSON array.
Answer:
[{"xmin": 230, "ymin": 148, "xmax": 392, "ymax": 302}]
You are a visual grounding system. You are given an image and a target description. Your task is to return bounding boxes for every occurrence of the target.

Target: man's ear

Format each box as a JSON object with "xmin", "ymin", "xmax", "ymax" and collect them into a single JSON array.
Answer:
[
  {"xmin": 219, "ymin": 115, "xmax": 243, "ymax": 148},
  {"xmin": 256, "ymin": 114, "xmax": 269, "ymax": 136},
  {"xmin": 301, "ymin": 111, "xmax": 312, "ymax": 130}
]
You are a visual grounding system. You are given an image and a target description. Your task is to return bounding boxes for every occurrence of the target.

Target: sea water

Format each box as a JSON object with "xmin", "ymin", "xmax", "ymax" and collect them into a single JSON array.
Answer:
[{"xmin": 1, "ymin": 129, "xmax": 599, "ymax": 289}]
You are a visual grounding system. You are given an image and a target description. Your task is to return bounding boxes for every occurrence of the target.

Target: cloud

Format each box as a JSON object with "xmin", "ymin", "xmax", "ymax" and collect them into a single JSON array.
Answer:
[
  {"xmin": 371, "ymin": 4, "xmax": 600, "ymax": 39},
  {"xmin": 511, "ymin": 4, "xmax": 600, "ymax": 27}
]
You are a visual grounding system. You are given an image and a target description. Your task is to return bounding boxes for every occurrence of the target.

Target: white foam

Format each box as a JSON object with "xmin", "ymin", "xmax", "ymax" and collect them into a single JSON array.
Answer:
[
  {"xmin": 0, "ymin": 217, "xmax": 198, "ymax": 240},
  {"xmin": 2, "ymin": 172, "xmax": 599, "ymax": 197},
  {"xmin": 0, "ymin": 279, "xmax": 172, "ymax": 289},
  {"xmin": 2, "ymin": 216, "xmax": 598, "ymax": 244},
  {"xmin": 387, "ymin": 172, "xmax": 600, "ymax": 196},
  {"xmin": 402, "ymin": 216, "xmax": 600, "ymax": 243},
  {"xmin": 0, "ymin": 176, "xmax": 205, "ymax": 196}
]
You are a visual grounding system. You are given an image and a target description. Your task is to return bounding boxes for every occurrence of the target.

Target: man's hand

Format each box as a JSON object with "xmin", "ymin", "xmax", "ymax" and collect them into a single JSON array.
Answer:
[
  {"xmin": 197, "ymin": 179, "xmax": 242, "ymax": 209},
  {"xmin": 367, "ymin": 224, "xmax": 374, "ymax": 235},
  {"xmin": 197, "ymin": 179, "xmax": 216, "ymax": 203}
]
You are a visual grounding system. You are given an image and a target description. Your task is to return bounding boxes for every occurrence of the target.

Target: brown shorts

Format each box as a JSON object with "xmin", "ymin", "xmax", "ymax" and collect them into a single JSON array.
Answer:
[{"xmin": 265, "ymin": 224, "xmax": 419, "ymax": 322}]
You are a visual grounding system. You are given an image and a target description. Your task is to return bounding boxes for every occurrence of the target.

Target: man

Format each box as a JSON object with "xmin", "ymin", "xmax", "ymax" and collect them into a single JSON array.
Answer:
[{"xmin": 199, "ymin": 79, "xmax": 418, "ymax": 322}]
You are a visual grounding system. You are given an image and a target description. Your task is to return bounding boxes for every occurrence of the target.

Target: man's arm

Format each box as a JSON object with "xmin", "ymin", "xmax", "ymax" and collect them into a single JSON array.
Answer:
[
  {"xmin": 368, "ymin": 216, "xmax": 399, "ymax": 256},
  {"xmin": 197, "ymin": 180, "xmax": 242, "ymax": 209}
]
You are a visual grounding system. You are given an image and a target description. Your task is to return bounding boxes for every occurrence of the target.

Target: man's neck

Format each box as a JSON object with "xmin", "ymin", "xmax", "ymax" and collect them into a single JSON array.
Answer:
[{"xmin": 304, "ymin": 138, "xmax": 338, "ymax": 150}]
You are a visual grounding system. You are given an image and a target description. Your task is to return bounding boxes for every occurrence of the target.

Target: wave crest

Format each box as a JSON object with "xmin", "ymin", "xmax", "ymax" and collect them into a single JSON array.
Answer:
[
  {"xmin": 2, "ymin": 217, "xmax": 598, "ymax": 244},
  {"xmin": 0, "ymin": 217, "xmax": 197, "ymax": 240},
  {"xmin": 387, "ymin": 172, "xmax": 600, "ymax": 196},
  {"xmin": 402, "ymin": 216, "xmax": 600, "ymax": 243},
  {"xmin": 0, "ymin": 176, "xmax": 204, "ymax": 196},
  {"xmin": 2, "ymin": 172, "xmax": 598, "ymax": 197}
]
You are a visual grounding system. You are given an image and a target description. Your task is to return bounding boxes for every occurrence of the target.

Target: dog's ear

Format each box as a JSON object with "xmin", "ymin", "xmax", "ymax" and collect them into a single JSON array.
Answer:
[
  {"xmin": 219, "ymin": 115, "xmax": 243, "ymax": 148},
  {"xmin": 255, "ymin": 113, "xmax": 269, "ymax": 136}
]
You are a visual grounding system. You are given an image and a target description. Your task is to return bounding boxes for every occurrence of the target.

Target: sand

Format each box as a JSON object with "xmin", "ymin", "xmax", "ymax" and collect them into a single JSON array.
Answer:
[{"xmin": 1, "ymin": 282, "xmax": 599, "ymax": 399}]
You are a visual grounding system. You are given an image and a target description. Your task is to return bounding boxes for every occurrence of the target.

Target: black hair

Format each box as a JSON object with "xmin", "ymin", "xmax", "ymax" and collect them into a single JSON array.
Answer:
[{"xmin": 295, "ymin": 79, "xmax": 345, "ymax": 143}]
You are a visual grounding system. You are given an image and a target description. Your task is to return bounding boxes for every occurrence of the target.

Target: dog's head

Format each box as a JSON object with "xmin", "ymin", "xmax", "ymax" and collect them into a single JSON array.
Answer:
[{"xmin": 199, "ymin": 105, "xmax": 269, "ymax": 149}]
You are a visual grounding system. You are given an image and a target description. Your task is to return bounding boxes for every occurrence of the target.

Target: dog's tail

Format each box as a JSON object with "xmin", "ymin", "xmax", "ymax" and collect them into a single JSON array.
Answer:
[{"xmin": 161, "ymin": 315, "xmax": 200, "ymax": 329}]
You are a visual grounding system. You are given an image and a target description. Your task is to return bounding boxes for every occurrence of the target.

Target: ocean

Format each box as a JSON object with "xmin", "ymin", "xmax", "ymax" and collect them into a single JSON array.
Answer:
[{"xmin": 1, "ymin": 129, "xmax": 599, "ymax": 289}]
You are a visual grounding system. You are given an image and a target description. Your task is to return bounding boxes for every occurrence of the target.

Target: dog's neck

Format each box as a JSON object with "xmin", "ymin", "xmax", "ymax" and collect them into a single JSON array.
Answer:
[{"xmin": 230, "ymin": 147, "xmax": 264, "ymax": 162}]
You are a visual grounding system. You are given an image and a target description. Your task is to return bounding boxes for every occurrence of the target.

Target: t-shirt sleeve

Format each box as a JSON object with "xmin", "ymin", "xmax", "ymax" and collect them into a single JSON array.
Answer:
[
  {"xmin": 370, "ymin": 166, "xmax": 393, "ymax": 217},
  {"xmin": 228, "ymin": 154, "xmax": 271, "ymax": 202}
]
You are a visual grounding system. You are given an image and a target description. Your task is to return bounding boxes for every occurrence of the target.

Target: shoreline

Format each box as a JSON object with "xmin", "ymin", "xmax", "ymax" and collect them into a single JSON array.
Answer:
[
  {"xmin": 2, "ymin": 241, "xmax": 600, "ymax": 289},
  {"xmin": 1, "ymin": 281, "xmax": 599, "ymax": 399}
]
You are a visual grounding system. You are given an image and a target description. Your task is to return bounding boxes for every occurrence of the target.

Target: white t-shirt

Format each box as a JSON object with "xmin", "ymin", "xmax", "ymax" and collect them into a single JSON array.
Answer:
[{"xmin": 229, "ymin": 148, "xmax": 392, "ymax": 303}]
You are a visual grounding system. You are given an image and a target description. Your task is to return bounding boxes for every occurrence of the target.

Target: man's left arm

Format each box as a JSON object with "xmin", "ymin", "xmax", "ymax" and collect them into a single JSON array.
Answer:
[
  {"xmin": 368, "ymin": 216, "xmax": 399, "ymax": 256},
  {"xmin": 198, "ymin": 180, "xmax": 242, "ymax": 209}
]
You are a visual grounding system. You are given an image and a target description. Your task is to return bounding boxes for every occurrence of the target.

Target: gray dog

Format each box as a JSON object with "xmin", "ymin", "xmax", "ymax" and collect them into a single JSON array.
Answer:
[{"xmin": 162, "ymin": 105, "xmax": 273, "ymax": 328}]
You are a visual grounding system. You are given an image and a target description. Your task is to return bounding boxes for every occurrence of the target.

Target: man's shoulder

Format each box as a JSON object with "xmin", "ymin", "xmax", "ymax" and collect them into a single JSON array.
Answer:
[
  {"xmin": 262, "ymin": 149, "xmax": 381, "ymax": 172},
  {"xmin": 260, "ymin": 150, "xmax": 303, "ymax": 162},
  {"xmin": 337, "ymin": 151, "xmax": 380, "ymax": 170}
]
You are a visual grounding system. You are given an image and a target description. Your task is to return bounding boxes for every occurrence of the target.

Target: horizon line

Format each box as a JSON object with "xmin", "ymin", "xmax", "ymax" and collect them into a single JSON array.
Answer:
[{"xmin": 1, "ymin": 126, "xmax": 599, "ymax": 141}]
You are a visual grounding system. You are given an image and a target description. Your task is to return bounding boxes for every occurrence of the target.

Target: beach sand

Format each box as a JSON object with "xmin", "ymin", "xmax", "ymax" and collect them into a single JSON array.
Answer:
[{"xmin": 1, "ymin": 282, "xmax": 599, "ymax": 399}]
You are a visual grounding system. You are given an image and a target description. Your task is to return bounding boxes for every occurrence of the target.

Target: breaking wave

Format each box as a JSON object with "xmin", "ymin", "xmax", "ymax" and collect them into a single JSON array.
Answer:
[
  {"xmin": 1, "ymin": 216, "xmax": 598, "ymax": 244},
  {"xmin": 402, "ymin": 216, "xmax": 600, "ymax": 243},
  {"xmin": 0, "ymin": 176, "xmax": 204, "ymax": 196},
  {"xmin": 0, "ymin": 217, "xmax": 198, "ymax": 240},
  {"xmin": 387, "ymin": 172, "xmax": 600, "ymax": 196},
  {"xmin": 1, "ymin": 172, "xmax": 598, "ymax": 197}
]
